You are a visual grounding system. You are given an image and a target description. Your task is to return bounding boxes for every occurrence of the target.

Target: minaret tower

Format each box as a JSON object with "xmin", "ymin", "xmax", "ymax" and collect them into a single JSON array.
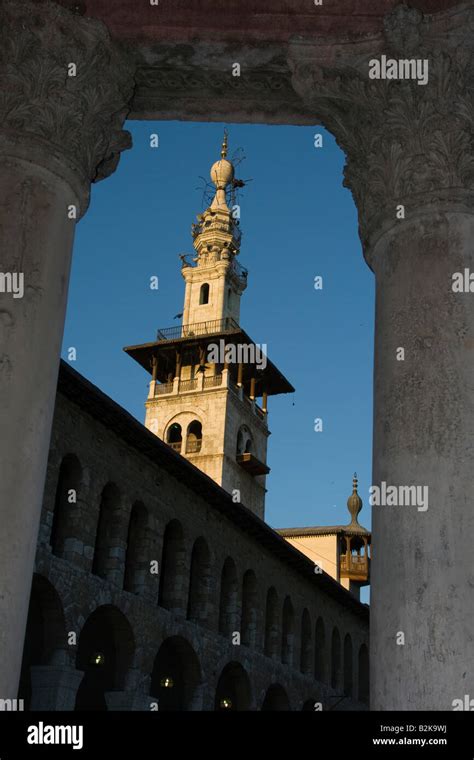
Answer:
[{"xmin": 124, "ymin": 134, "xmax": 294, "ymax": 519}]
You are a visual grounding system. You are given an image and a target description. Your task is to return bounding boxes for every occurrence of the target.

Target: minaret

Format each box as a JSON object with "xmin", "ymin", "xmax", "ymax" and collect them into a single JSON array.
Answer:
[
  {"xmin": 277, "ymin": 473, "xmax": 371, "ymax": 598},
  {"xmin": 124, "ymin": 134, "xmax": 294, "ymax": 519}
]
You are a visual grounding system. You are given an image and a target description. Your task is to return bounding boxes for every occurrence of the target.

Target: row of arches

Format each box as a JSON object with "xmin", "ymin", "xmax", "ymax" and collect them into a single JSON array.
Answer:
[
  {"xmin": 48, "ymin": 454, "xmax": 369, "ymax": 703},
  {"xmin": 19, "ymin": 576, "xmax": 317, "ymax": 711}
]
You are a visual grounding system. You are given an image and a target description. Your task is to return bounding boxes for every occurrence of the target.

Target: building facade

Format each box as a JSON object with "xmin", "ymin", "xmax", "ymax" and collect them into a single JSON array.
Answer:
[{"xmin": 18, "ymin": 362, "xmax": 369, "ymax": 711}]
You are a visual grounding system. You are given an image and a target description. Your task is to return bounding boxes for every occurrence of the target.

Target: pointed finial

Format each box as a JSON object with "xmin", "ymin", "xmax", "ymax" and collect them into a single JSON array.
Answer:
[
  {"xmin": 347, "ymin": 471, "xmax": 362, "ymax": 525},
  {"xmin": 221, "ymin": 129, "xmax": 228, "ymax": 159}
]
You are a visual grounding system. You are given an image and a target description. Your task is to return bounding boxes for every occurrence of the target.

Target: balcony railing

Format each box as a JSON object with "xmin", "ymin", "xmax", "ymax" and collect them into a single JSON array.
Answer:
[
  {"xmin": 203, "ymin": 374, "xmax": 223, "ymax": 388},
  {"xmin": 340, "ymin": 555, "xmax": 369, "ymax": 575},
  {"xmin": 192, "ymin": 217, "xmax": 242, "ymax": 244},
  {"xmin": 185, "ymin": 439, "xmax": 202, "ymax": 454},
  {"xmin": 168, "ymin": 441, "xmax": 182, "ymax": 453},
  {"xmin": 156, "ymin": 317, "xmax": 239, "ymax": 342},
  {"xmin": 155, "ymin": 381, "xmax": 174, "ymax": 395},
  {"xmin": 179, "ymin": 378, "xmax": 198, "ymax": 392},
  {"xmin": 231, "ymin": 257, "xmax": 248, "ymax": 281}
]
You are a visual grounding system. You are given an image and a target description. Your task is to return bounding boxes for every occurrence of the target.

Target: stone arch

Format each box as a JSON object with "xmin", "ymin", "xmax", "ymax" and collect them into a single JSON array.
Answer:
[
  {"xmin": 123, "ymin": 501, "xmax": 149, "ymax": 595},
  {"xmin": 264, "ymin": 586, "xmax": 279, "ymax": 659},
  {"xmin": 344, "ymin": 633, "xmax": 353, "ymax": 697},
  {"xmin": 185, "ymin": 420, "xmax": 202, "ymax": 454},
  {"xmin": 236, "ymin": 424, "xmax": 253, "ymax": 456},
  {"xmin": 150, "ymin": 636, "xmax": 202, "ymax": 711},
  {"xmin": 241, "ymin": 569, "xmax": 258, "ymax": 648},
  {"xmin": 300, "ymin": 608, "xmax": 312, "ymax": 674},
  {"xmin": 91, "ymin": 482, "xmax": 123, "ymax": 582},
  {"xmin": 166, "ymin": 422, "xmax": 182, "ymax": 452},
  {"xmin": 50, "ymin": 453, "xmax": 82, "ymax": 558},
  {"xmin": 214, "ymin": 661, "xmax": 252, "ymax": 711},
  {"xmin": 18, "ymin": 574, "xmax": 67, "ymax": 709},
  {"xmin": 158, "ymin": 519, "xmax": 186, "ymax": 613},
  {"xmin": 358, "ymin": 643, "xmax": 369, "ymax": 704},
  {"xmin": 314, "ymin": 616, "xmax": 326, "ymax": 682},
  {"xmin": 187, "ymin": 536, "xmax": 212, "ymax": 625},
  {"xmin": 218, "ymin": 557, "xmax": 239, "ymax": 638},
  {"xmin": 281, "ymin": 595, "xmax": 295, "ymax": 666},
  {"xmin": 261, "ymin": 683, "xmax": 290, "ymax": 711},
  {"xmin": 331, "ymin": 626, "xmax": 342, "ymax": 690},
  {"xmin": 75, "ymin": 605, "xmax": 135, "ymax": 711}
]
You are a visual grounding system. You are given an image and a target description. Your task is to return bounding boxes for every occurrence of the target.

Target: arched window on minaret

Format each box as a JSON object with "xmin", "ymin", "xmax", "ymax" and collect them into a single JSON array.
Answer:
[
  {"xmin": 199, "ymin": 283, "xmax": 210, "ymax": 305},
  {"xmin": 186, "ymin": 421, "xmax": 202, "ymax": 454},
  {"xmin": 166, "ymin": 423, "xmax": 182, "ymax": 453},
  {"xmin": 236, "ymin": 425, "xmax": 252, "ymax": 457}
]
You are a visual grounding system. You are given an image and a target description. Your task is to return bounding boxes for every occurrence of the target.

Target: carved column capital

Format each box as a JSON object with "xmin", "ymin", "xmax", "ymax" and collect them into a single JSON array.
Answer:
[
  {"xmin": 288, "ymin": 4, "xmax": 474, "ymax": 258},
  {"xmin": 0, "ymin": 0, "xmax": 135, "ymax": 215}
]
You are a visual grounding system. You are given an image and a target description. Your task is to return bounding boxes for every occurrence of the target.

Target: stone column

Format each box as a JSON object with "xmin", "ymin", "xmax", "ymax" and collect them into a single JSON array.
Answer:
[
  {"xmin": 290, "ymin": 5, "xmax": 474, "ymax": 709},
  {"xmin": 30, "ymin": 665, "xmax": 84, "ymax": 711},
  {"xmin": 0, "ymin": 0, "xmax": 134, "ymax": 699}
]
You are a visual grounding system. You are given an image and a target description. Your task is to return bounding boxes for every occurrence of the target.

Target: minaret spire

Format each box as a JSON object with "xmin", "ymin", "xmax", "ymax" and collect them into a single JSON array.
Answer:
[
  {"xmin": 347, "ymin": 472, "xmax": 363, "ymax": 526},
  {"xmin": 221, "ymin": 128, "xmax": 228, "ymax": 159},
  {"xmin": 210, "ymin": 131, "xmax": 234, "ymax": 211}
]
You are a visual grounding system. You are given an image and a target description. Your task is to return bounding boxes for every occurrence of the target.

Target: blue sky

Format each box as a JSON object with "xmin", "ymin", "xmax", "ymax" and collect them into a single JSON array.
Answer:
[{"xmin": 63, "ymin": 120, "xmax": 374, "ymax": 549}]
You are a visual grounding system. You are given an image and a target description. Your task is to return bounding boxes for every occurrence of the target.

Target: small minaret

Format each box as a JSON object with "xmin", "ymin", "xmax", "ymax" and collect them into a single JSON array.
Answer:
[
  {"xmin": 339, "ymin": 474, "xmax": 371, "ymax": 598},
  {"xmin": 124, "ymin": 134, "xmax": 294, "ymax": 519},
  {"xmin": 277, "ymin": 473, "xmax": 371, "ymax": 598}
]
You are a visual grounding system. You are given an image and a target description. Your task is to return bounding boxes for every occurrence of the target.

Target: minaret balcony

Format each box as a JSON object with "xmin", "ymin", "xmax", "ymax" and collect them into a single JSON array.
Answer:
[
  {"xmin": 156, "ymin": 317, "xmax": 239, "ymax": 342},
  {"xmin": 236, "ymin": 452, "xmax": 270, "ymax": 476},
  {"xmin": 153, "ymin": 373, "xmax": 226, "ymax": 397},
  {"xmin": 340, "ymin": 554, "xmax": 370, "ymax": 582}
]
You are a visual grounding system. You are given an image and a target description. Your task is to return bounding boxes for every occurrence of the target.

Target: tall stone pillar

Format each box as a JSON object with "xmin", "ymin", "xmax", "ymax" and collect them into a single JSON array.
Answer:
[
  {"xmin": 290, "ymin": 5, "xmax": 474, "ymax": 709},
  {"xmin": 0, "ymin": 0, "xmax": 134, "ymax": 698}
]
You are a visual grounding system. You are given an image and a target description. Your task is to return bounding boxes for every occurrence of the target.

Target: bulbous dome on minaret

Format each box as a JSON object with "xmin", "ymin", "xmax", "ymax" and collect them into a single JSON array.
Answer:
[
  {"xmin": 210, "ymin": 130, "xmax": 234, "ymax": 188},
  {"xmin": 210, "ymin": 131, "xmax": 234, "ymax": 209},
  {"xmin": 347, "ymin": 472, "xmax": 363, "ymax": 525}
]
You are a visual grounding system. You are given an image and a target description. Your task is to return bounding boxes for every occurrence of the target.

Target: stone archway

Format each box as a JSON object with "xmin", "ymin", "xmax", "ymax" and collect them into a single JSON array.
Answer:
[
  {"xmin": 18, "ymin": 574, "xmax": 68, "ymax": 709},
  {"xmin": 150, "ymin": 636, "xmax": 202, "ymax": 711},
  {"xmin": 214, "ymin": 662, "xmax": 252, "ymax": 711},
  {"xmin": 75, "ymin": 605, "xmax": 135, "ymax": 711},
  {"xmin": 261, "ymin": 683, "xmax": 290, "ymax": 711},
  {"xmin": 1, "ymin": 0, "xmax": 473, "ymax": 710}
]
